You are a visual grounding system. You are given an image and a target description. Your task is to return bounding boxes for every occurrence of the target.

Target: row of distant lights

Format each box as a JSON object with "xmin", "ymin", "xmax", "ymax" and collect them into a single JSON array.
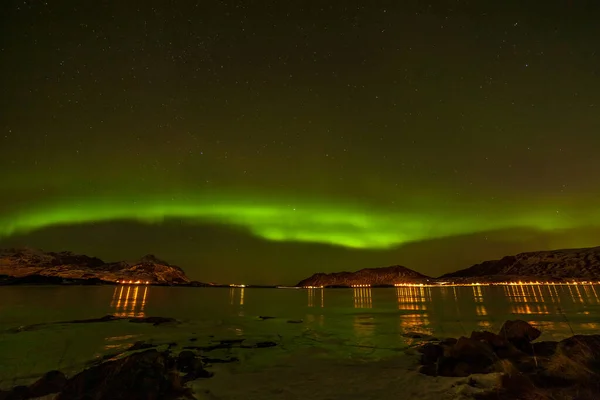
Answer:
[
  {"xmin": 301, "ymin": 281, "xmax": 600, "ymax": 289},
  {"xmin": 116, "ymin": 280, "xmax": 151, "ymax": 285},
  {"xmin": 229, "ymin": 284, "xmax": 247, "ymax": 288}
]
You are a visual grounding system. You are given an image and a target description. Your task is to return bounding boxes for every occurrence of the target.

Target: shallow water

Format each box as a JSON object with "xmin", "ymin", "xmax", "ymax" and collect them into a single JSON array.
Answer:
[{"xmin": 1, "ymin": 284, "xmax": 599, "ymax": 396}]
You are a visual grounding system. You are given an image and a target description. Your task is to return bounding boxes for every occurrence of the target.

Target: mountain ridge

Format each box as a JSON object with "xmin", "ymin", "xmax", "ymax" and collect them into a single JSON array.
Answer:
[
  {"xmin": 0, "ymin": 248, "xmax": 190, "ymax": 284},
  {"xmin": 440, "ymin": 246, "xmax": 600, "ymax": 282},
  {"xmin": 296, "ymin": 245, "xmax": 600, "ymax": 286},
  {"xmin": 296, "ymin": 265, "xmax": 430, "ymax": 287}
]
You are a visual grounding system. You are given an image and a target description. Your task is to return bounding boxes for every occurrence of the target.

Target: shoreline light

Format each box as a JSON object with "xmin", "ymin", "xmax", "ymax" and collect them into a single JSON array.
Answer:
[{"xmin": 303, "ymin": 281, "xmax": 600, "ymax": 289}]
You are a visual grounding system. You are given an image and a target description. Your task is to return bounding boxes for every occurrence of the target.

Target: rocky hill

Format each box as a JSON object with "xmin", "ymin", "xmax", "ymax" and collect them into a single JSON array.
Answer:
[
  {"xmin": 296, "ymin": 265, "xmax": 431, "ymax": 287},
  {"xmin": 0, "ymin": 248, "xmax": 191, "ymax": 284},
  {"xmin": 440, "ymin": 246, "xmax": 600, "ymax": 282}
]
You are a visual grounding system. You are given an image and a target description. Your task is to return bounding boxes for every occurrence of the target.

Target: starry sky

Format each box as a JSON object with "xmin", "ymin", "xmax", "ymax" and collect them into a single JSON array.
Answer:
[{"xmin": 1, "ymin": 1, "xmax": 600, "ymax": 285}]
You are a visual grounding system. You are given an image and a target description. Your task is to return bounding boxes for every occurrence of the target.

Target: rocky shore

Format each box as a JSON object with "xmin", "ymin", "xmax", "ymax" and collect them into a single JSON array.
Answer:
[
  {"xmin": 414, "ymin": 319, "xmax": 600, "ymax": 399},
  {"xmin": 2, "ymin": 313, "xmax": 599, "ymax": 399},
  {"xmin": 0, "ymin": 315, "xmax": 279, "ymax": 400}
]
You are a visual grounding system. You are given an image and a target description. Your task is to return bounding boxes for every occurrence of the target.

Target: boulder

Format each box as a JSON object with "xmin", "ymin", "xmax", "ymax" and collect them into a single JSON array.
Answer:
[
  {"xmin": 450, "ymin": 337, "xmax": 497, "ymax": 375},
  {"xmin": 470, "ymin": 330, "xmax": 523, "ymax": 359},
  {"xmin": 547, "ymin": 335, "xmax": 600, "ymax": 381},
  {"xmin": 498, "ymin": 320, "xmax": 541, "ymax": 353},
  {"xmin": 470, "ymin": 331, "xmax": 508, "ymax": 348},
  {"xmin": 417, "ymin": 343, "xmax": 443, "ymax": 365},
  {"xmin": 498, "ymin": 320, "xmax": 541, "ymax": 342},
  {"xmin": 56, "ymin": 350, "xmax": 189, "ymax": 400},
  {"xmin": 531, "ymin": 341, "xmax": 558, "ymax": 357}
]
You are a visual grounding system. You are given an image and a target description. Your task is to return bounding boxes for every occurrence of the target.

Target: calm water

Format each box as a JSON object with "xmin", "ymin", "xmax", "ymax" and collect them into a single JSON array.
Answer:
[{"xmin": 1, "ymin": 284, "xmax": 600, "ymax": 386}]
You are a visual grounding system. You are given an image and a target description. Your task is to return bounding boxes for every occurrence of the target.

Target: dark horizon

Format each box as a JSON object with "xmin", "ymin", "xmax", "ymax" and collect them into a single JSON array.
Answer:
[{"xmin": 2, "ymin": 1, "xmax": 600, "ymax": 285}]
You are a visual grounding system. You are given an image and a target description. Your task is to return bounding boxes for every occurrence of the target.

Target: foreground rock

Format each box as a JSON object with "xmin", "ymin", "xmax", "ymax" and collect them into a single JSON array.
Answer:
[
  {"xmin": 0, "ymin": 349, "xmax": 211, "ymax": 400},
  {"xmin": 415, "ymin": 319, "xmax": 600, "ymax": 399},
  {"xmin": 0, "ymin": 248, "xmax": 191, "ymax": 284}
]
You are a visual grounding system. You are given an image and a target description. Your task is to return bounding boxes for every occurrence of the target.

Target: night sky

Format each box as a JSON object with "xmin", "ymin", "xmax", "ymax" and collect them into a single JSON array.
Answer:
[{"xmin": 1, "ymin": 1, "xmax": 600, "ymax": 285}]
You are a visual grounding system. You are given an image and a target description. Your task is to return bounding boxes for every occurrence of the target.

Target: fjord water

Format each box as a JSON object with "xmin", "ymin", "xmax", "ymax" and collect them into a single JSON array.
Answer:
[{"xmin": 1, "ymin": 284, "xmax": 600, "ymax": 395}]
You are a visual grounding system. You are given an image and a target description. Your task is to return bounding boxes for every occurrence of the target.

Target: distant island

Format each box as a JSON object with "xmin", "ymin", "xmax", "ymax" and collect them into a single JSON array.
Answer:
[
  {"xmin": 296, "ymin": 265, "xmax": 430, "ymax": 287},
  {"xmin": 297, "ymin": 246, "xmax": 600, "ymax": 287},
  {"xmin": 0, "ymin": 248, "xmax": 197, "ymax": 286}
]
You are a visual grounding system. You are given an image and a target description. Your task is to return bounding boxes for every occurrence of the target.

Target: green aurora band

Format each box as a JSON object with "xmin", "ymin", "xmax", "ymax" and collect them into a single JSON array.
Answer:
[{"xmin": 0, "ymin": 195, "xmax": 594, "ymax": 249}]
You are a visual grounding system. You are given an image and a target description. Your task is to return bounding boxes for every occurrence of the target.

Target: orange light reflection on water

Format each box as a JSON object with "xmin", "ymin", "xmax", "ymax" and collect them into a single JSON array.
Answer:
[{"xmin": 112, "ymin": 284, "xmax": 148, "ymax": 317}]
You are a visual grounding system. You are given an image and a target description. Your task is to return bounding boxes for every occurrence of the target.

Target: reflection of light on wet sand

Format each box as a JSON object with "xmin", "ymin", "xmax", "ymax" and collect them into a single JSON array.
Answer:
[
  {"xmin": 353, "ymin": 288, "xmax": 372, "ymax": 309},
  {"xmin": 112, "ymin": 284, "xmax": 148, "ymax": 317},
  {"xmin": 307, "ymin": 288, "xmax": 324, "ymax": 308}
]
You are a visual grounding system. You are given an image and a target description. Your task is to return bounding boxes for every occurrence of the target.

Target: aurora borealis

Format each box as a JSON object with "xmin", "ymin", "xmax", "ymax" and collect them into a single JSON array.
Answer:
[{"xmin": 1, "ymin": 1, "xmax": 600, "ymax": 284}]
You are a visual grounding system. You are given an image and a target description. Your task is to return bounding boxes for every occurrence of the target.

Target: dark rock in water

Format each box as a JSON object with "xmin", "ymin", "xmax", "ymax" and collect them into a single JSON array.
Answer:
[
  {"xmin": 69, "ymin": 315, "xmax": 120, "ymax": 324},
  {"xmin": 28, "ymin": 370, "xmax": 67, "ymax": 398},
  {"xmin": 219, "ymin": 339, "xmax": 244, "ymax": 345},
  {"xmin": 255, "ymin": 341, "xmax": 277, "ymax": 348},
  {"xmin": 181, "ymin": 358, "xmax": 212, "ymax": 383},
  {"xmin": 189, "ymin": 337, "xmax": 197, "ymax": 342},
  {"xmin": 240, "ymin": 340, "xmax": 278, "ymax": 349},
  {"xmin": 403, "ymin": 331, "xmax": 433, "ymax": 340},
  {"xmin": 417, "ymin": 343, "xmax": 444, "ymax": 365},
  {"xmin": 287, "ymin": 319, "xmax": 303, "ymax": 324},
  {"xmin": 258, "ymin": 316, "xmax": 275, "ymax": 320},
  {"xmin": 7, "ymin": 315, "xmax": 121, "ymax": 334},
  {"xmin": 127, "ymin": 341, "xmax": 156, "ymax": 351},
  {"xmin": 177, "ymin": 351, "xmax": 197, "ymax": 373},
  {"xmin": 202, "ymin": 356, "xmax": 239, "ymax": 364},
  {"xmin": 129, "ymin": 316, "xmax": 177, "ymax": 326},
  {"xmin": 56, "ymin": 350, "xmax": 190, "ymax": 400}
]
